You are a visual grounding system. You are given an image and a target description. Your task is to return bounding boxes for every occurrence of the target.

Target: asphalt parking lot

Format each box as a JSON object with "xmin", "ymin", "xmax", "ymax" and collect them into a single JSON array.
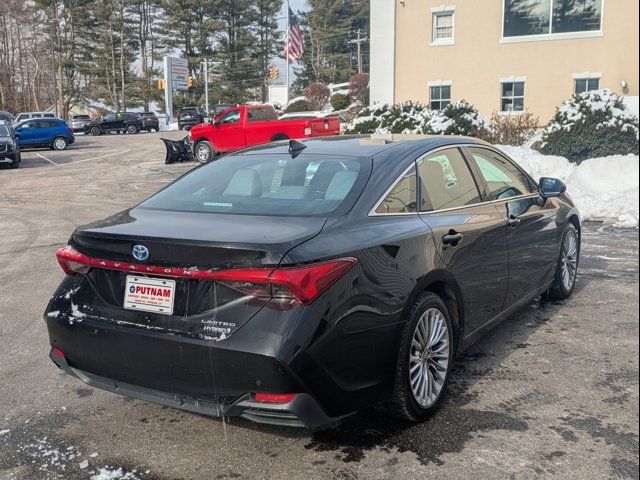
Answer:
[{"xmin": 0, "ymin": 133, "xmax": 638, "ymax": 480}]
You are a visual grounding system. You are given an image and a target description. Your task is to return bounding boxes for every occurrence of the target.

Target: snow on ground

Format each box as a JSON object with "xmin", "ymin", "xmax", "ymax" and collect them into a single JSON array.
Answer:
[
  {"xmin": 498, "ymin": 146, "xmax": 639, "ymax": 228},
  {"xmin": 159, "ymin": 122, "xmax": 179, "ymax": 132}
]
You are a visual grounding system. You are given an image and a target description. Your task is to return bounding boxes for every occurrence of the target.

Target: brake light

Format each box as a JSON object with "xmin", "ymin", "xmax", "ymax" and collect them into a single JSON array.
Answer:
[
  {"xmin": 254, "ymin": 393, "xmax": 297, "ymax": 403},
  {"xmin": 55, "ymin": 246, "xmax": 356, "ymax": 306},
  {"xmin": 304, "ymin": 127, "xmax": 312, "ymax": 136},
  {"xmin": 213, "ymin": 258, "xmax": 357, "ymax": 306}
]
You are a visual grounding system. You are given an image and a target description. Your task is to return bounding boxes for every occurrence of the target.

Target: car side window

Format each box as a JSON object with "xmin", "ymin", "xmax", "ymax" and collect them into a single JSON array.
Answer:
[
  {"xmin": 375, "ymin": 164, "xmax": 417, "ymax": 214},
  {"xmin": 417, "ymin": 148, "xmax": 481, "ymax": 212},
  {"xmin": 21, "ymin": 120, "xmax": 37, "ymax": 129},
  {"xmin": 104, "ymin": 114, "xmax": 116, "ymax": 122},
  {"xmin": 220, "ymin": 110, "xmax": 240, "ymax": 125},
  {"xmin": 468, "ymin": 147, "xmax": 533, "ymax": 201}
]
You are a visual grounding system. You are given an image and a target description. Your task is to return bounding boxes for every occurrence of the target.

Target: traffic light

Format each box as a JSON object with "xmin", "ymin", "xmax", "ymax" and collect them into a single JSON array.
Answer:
[
  {"xmin": 268, "ymin": 65, "xmax": 280, "ymax": 80},
  {"xmin": 157, "ymin": 78, "xmax": 166, "ymax": 90},
  {"xmin": 188, "ymin": 76, "xmax": 193, "ymax": 88}
]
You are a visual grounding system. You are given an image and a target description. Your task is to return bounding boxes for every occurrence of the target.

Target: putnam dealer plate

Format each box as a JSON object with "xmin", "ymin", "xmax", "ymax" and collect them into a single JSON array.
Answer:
[{"xmin": 124, "ymin": 276, "xmax": 175, "ymax": 315}]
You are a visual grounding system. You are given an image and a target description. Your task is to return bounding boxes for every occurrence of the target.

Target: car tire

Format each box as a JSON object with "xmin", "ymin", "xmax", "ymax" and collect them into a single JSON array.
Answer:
[
  {"xmin": 126, "ymin": 124, "xmax": 139, "ymax": 134},
  {"xmin": 548, "ymin": 224, "xmax": 580, "ymax": 300},
  {"xmin": 388, "ymin": 292, "xmax": 454, "ymax": 422},
  {"xmin": 10, "ymin": 156, "xmax": 20, "ymax": 169},
  {"xmin": 90, "ymin": 126, "xmax": 101, "ymax": 136},
  {"xmin": 194, "ymin": 140, "xmax": 215, "ymax": 163},
  {"xmin": 52, "ymin": 137, "xmax": 68, "ymax": 151}
]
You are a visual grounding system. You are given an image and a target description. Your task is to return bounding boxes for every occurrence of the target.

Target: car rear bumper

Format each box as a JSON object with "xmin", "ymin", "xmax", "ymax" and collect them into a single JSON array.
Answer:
[{"xmin": 45, "ymin": 315, "xmax": 344, "ymax": 429}]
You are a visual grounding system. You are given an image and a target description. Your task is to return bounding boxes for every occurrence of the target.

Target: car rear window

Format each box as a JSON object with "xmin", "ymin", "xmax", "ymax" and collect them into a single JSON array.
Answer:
[
  {"xmin": 140, "ymin": 154, "xmax": 370, "ymax": 217},
  {"xmin": 73, "ymin": 115, "xmax": 90, "ymax": 120}
]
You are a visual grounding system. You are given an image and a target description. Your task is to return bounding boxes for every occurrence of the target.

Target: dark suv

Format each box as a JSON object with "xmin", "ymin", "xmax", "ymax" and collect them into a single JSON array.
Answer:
[
  {"xmin": 84, "ymin": 112, "xmax": 143, "ymax": 136},
  {"xmin": 0, "ymin": 121, "xmax": 20, "ymax": 169},
  {"xmin": 139, "ymin": 112, "xmax": 159, "ymax": 132},
  {"xmin": 178, "ymin": 107, "xmax": 206, "ymax": 131}
]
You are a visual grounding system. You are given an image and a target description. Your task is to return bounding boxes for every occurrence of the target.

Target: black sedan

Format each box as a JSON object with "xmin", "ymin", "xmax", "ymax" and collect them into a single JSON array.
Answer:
[
  {"xmin": 45, "ymin": 136, "xmax": 580, "ymax": 428},
  {"xmin": 84, "ymin": 112, "xmax": 143, "ymax": 135}
]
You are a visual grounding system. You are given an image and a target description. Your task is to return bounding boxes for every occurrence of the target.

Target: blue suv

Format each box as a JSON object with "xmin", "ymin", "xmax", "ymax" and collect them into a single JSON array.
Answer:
[{"xmin": 14, "ymin": 118, "xmax": 75, "ymax": 151}]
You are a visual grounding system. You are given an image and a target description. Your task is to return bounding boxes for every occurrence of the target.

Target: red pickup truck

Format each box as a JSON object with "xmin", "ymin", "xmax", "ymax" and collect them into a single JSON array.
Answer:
[{"xmin": 188, "ymin": 104, "xmax": 340, "ymax": 162}]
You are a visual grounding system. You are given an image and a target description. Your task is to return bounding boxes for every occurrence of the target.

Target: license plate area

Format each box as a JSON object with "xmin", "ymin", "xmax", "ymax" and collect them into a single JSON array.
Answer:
[{"xmin": 124, "ymin": 276, "xmax": 175, "ymax": 315}]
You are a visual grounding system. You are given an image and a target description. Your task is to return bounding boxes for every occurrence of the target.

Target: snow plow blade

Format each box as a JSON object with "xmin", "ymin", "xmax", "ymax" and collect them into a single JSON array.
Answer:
[{"xmin": 163, "ymin": 136, "xmax": 195, "ymax": 164}]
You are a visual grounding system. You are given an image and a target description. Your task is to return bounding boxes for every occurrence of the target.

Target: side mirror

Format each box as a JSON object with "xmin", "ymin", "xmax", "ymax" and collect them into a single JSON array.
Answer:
[{"xmin": 538, "ymin": 177, "xmax": 567, "ymax": 198}]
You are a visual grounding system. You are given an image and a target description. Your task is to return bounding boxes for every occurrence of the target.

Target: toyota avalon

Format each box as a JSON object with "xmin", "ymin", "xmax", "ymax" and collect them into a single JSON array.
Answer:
[{"xmin": 45, "ymin": 136, "xmax": 580, "ymax": 428}]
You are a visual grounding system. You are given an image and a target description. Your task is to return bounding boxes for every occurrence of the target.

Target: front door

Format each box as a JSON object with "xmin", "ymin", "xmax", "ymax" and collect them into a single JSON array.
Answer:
[
  {"xmin": 16, "ymin": 120, "xmax": 38, "ymax": 146},
  {"xmin": 417, "ymin": 147, "xmax": 509, "ymax": 334},
  {"xmin": 214, "ymin": 109, "xmax": 244, "ymax": 151},
  {"xmin": 465, "ymin": 146, "xmax": 560, "ymax": 307}
]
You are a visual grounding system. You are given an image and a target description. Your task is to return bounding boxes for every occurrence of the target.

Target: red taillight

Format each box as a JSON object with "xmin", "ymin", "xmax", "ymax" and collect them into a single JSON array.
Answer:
[
  {"xmin": 254, "ymin": 393, "xmax": 297, "ymax": 404},
  {"xmin": 55, "ymin": 245, "xmax": 356, "ymax": 306}
]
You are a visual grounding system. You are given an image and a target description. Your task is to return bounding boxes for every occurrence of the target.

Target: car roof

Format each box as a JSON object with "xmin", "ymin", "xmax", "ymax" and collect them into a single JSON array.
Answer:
[{"xmin": 232, "ymin": 134, "xmax": 491, "ymax": 159}]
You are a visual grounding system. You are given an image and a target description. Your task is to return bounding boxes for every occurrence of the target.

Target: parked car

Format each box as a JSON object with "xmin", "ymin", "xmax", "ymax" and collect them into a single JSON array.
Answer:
[
  {"xmin": 83, "ymin": 112, "xmax": 143, "ymax": 136},
  {"xmin": 68, "ymin": 114, "xmax": 92, "ymax": 132},
  {"xmin": 14, "ymin": 118, "xmax": 74, "ymax": 150},
  {"xmin": 177, "ymin": 107, "xmax": 206, "ymax": 130},
  {"xmin": 0, "ymin": 111, "xmax": 14, "ymax": 123},
  {"xmin": 188, "ymin": 104, "xmax": 340, "ymax": 162},
  {"xmin": 13, "ymin": 111, "xmax": 56, "ymax": 123},
  {"xmin": 0, "ymin": 120, "xmax": 20, "ymax": 168},
  {"xmin": 138, "ymin": 112, "xmax": 159, "ymax": 132},
  {"xmin": 46, "ymin": 135, "xmax": 580, "ymax": 429},
  {"xmin": 211, "ymin": 104, "xmax": 234, "ymax": 117}
]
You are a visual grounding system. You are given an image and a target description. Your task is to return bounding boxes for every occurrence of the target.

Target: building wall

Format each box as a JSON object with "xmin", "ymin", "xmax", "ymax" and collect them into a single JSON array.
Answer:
[
  {"xmin": 370, "ymin": 0, "xmax": 397, "ymax": 105},
  {"xmin": 392, "ymin": 0, "xmax": 639, "ymax": 121}
]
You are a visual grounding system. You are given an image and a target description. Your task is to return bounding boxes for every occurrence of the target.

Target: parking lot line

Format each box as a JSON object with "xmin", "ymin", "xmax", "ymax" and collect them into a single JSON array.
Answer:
[
  {"xmin": 35, "ymin": 153, "xmax": 58, "ymax": 165},
  {"xmin": 61, "ymin": 150, "xmax": 131, "ymax": 166}
]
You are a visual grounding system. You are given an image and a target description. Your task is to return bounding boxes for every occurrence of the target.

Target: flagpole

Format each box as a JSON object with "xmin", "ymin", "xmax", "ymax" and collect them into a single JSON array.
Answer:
[{"xmin": 286, "ymin": 0, "xmax": 290, "ymax": 105}]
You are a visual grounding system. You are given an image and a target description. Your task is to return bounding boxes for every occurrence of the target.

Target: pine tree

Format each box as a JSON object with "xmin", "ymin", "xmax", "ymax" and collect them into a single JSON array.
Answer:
[{"xmin": 292, "ymin": 0, "xmax": 369, "ymax": 92}]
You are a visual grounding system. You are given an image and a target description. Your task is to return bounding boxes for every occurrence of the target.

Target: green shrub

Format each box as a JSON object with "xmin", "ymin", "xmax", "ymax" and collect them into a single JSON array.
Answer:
[
  {"xmin": 429, "ymin": 100, "xmax": 492, "ymax": 137},
  {"xmin": 330, "ymin": 93, "xmax": 351, "ymax": 111},
  {"xmin": 283, "ymin": 99, "xmax": 311, "ymax": 113},
  {"xmin": 539, "ymin": 89, "xmax": 639, "ymax": 162}
]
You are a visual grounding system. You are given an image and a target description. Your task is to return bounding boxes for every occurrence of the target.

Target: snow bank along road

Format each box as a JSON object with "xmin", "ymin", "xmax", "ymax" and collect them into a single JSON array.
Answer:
[{"xmin": 1, "ymin": 134, "xmax": 638, "ymax": 480}]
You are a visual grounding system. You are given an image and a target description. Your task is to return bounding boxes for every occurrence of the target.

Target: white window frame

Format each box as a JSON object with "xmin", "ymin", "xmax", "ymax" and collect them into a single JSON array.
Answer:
[
  {"xmin": 500, "ymin": 0, "xmax": 605, "ymax": 44},
  {"xmin": 573, "ymin": 72, "xmax": 602, "ymax": 94},
  {"xmin": 499, "ymin": 76, "xmax": 526, "ymax": 115},
  {"xmin": 428, "ymin": 80, "xmax": 453, "ymax": 110},
  {"xmin": 431, "ymin": 5, "xmax": 455, "ymax": 46}
]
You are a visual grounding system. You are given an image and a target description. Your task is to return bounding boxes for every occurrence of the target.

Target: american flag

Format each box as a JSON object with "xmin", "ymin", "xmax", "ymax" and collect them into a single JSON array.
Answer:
[{"xmin": 283, "ymin": 7, "xmax": 304, "ymax": 61}]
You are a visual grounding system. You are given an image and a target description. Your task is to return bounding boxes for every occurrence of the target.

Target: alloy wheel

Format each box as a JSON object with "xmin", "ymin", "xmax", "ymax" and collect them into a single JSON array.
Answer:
[
  {"xmin": 409, "ymin": 307, "xmax": 450, "ymax": 408},
  {"xmin": 561, "ymin": 229, "xmax": 578, "ymax": 291},
  {"xmin": 196, "ymin": 144, "xmax": 211, "ymax": 162},
  {"xmin": 54, "ymin": 138, "xmax": 67, "ymax": 150}
]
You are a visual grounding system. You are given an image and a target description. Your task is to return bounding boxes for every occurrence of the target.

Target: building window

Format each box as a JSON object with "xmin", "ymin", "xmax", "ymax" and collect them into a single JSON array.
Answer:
[
  {"xmin": 503, "ymin": 0, "xmax": 603, "ymax": 39},
  {"xmin": 573, "ymin": 73, "xmax": 601, "ymax": 94},
  {"xmin": 433, "ymin": 12, "xmax": 454, "ymax": 43},
  {"xmin": 501, "ymin": 80, "xmax": 525, "ymax": 112},
  {"xmin": 430, "ymin": 85, "xmax": 452, "ymax": 110}
]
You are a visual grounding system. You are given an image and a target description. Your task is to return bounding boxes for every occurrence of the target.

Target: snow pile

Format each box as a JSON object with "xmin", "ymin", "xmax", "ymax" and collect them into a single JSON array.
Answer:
[
  {"xmin": 159, "ymin": 122, "xmax": 179, "ymax": 132},
  {"xmin": 499, "ymin": 146, "xmax": 639, "ymax": 228}
]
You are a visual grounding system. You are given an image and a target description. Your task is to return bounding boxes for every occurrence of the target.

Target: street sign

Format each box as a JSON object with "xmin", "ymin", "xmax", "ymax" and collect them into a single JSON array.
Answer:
[
  {"xmin": 171, "ymin": 66, "xmax": 188, "ymax": 75},
  {"xmin": 172, "ymin": 81, "xmax": 188, "ymax": 90},
  {"xmin": 172, "ymin": 73, "xmax": 188, "ymax": 82},
  {"xmin": 171, "ymin": 58, "xmax": 188, "ymax": 67}
]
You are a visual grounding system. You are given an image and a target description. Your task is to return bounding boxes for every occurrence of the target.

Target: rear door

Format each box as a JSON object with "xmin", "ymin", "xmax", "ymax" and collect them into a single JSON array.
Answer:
[
  {"xmin": 465, "ymin": 146, "xmax": 560, "ymax": 307},
  {"xmin": 417, "ymin": 147, "xmax": 509, "ymax": 333}
]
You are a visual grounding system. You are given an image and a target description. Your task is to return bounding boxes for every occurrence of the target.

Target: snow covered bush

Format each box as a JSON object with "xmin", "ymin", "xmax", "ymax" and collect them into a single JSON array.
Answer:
[
  {"xmin": 283, "ymin": 99, "xmax": 310, "ymax": 113},
  {"xmin": 330, "ymin": 93, "xmax": 350, "ymax": 111},
  {"xmin": 539, "ymin": 89, "xmax": 639, "ymax": 163},
  {"xmin": 344, "ymin": 100, "xmax": 491, "ymax": 138},
  {"xmin": 426, "ymin": 101, "xmax": 492, "ymax": 138}
]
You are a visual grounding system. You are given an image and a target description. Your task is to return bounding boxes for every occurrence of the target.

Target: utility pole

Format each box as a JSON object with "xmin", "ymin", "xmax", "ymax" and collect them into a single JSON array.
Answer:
[
  {"xmin": 349, "ymin": 30, "xmax": 368, "ymax": 74},
  {"xmin": 285, "ymin": 0, "xmax": 290, "ymax": 105}
]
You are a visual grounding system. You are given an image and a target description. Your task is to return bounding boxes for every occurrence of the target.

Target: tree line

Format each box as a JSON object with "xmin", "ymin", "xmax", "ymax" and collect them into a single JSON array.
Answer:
[{"xmin": 0, "ymin": 0, "xmax": 368, "ymax": 118}]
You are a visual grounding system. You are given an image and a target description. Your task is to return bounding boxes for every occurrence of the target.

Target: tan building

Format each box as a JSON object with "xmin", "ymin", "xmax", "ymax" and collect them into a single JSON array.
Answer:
[{"xmin": 370, "ymin": 0, "xmax": 640, "ymax": 122}]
